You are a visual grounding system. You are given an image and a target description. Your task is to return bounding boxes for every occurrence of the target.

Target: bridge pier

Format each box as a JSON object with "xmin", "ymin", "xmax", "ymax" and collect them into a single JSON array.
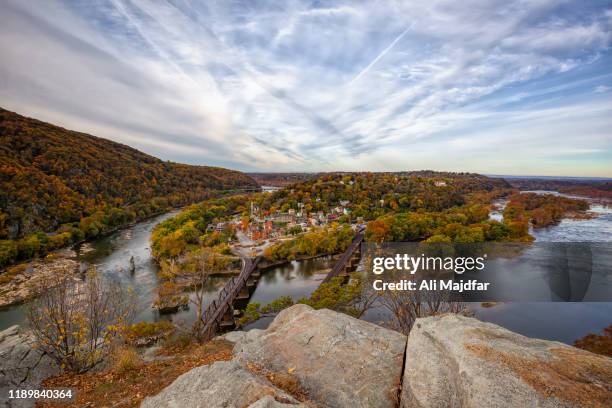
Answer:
[
  {"xmin": 219, "ymin": 306, "xmax": 236, "ymax": 330},
  {"xmin": 236, "ymin": 285, "xmax": 250, "ymax": 300}
]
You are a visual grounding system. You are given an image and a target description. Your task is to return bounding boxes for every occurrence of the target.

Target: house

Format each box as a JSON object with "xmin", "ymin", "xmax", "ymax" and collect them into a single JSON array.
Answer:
[
  {"xmin": 328, "ymin": 213, "xmax": 339, "ymax": 221},
  {"xmin": 434, "ymin": 181, "xmax": 447, "ymax": 187},
  {"xmin": 264, "ymin": 220, "xmax": 273, "ymax": 234}
]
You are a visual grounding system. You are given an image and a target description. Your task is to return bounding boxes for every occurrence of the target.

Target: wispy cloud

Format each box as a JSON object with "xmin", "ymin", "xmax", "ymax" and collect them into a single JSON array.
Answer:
[
  {"xmin": 0, "ymin": 0, "xmax": 610, "ymax": 176},
  {"xmin": 348, "ymin": 24, "xmax": 413, "ymax": 85}
]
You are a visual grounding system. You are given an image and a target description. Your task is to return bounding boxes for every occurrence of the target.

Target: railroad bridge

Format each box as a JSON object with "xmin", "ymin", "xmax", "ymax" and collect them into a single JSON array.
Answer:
[{"xmin": 200, "ymin": 227, "xmax": 365, "ymax": 341}]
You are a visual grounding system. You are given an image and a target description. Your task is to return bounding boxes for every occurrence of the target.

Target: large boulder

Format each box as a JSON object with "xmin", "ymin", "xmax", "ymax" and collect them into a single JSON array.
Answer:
[
  {"xmin": 401, "ymin": 314, "xmax": 612, "ymax": 408},
  {"xmin": 140, "ymin": 360, "xmax": 306, "ymax": 408},
  {"xmin": 233, "ymin": 304, "xmax": 407, "ymax": 408},
  {"xmin": 0, "ymin": 325, "xmax": 60, "ymax": 408}
]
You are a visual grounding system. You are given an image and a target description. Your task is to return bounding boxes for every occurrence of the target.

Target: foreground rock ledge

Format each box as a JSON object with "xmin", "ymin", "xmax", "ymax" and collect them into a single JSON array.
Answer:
[
  {"xmin": 401, "ymin": 314, "xmax": 612, "ymax": 408},
  {"xmin": 0, "ymin": 325, "xmax": 60, "ymax": 408},
  {"xmin": 233, "ymin": 304, "xmax": 407, "ymax": 408},
  {"xmin": 142, "ymin": 305, "xmax": 612, "ymax": 408},
  {"xmin": 140, "ymin": 360, "xmax": 306, "ymax": 408}
]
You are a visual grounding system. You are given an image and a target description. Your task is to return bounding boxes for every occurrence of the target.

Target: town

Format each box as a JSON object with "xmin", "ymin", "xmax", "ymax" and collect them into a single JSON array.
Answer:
[{"xmin": 209, "ymin": 196, "xmax": 363, "ymax": 252}]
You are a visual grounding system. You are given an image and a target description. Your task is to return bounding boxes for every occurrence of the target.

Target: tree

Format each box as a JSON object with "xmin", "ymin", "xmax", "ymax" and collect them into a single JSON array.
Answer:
[
  {"xmin": 366, "ymin": 219, "xmax": 390, "ymax": 243},
  {"xmin": 379, "ymin": 286, "xmax": 471, "ymax": 335},
  {"xmin": 27, "ymin": 267, "xmax": 134, "ymax": 372},
  {"xmin": 188, "ymin": 249, "xmax": 230, "ymax": 342},
  {"xmin": 299, "ymin": 274, "xmax": 377, "ymax": 318}
]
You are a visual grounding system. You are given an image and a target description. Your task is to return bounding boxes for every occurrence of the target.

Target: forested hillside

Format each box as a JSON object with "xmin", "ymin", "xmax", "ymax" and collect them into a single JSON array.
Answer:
[{"xmin": 0, "ymin": 108, "xmax": 258, "ymax": 266}]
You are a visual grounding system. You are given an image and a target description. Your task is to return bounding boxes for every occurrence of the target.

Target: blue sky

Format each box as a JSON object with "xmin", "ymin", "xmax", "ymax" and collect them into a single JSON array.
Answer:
[{"xmin": 1, "ymin": 0, "xmax": 611, "ymax": 176}]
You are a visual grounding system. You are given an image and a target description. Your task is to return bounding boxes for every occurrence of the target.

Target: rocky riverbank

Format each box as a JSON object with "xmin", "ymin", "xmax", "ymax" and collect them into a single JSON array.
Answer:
[
  {"xmin": 0, "ymin": 257, "xmax": 79, "ymax": 309},
  {"xmin": 142, "ymin": 304, "xmax": 612, "ymax": 407}
]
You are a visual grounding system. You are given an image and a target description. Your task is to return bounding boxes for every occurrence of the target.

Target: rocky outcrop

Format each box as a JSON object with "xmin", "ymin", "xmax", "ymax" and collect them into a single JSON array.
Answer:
[
  {"xmin": 140, "ymin": 360, "xmax": 306, "ymax": 408},
  {"xmin": 142, "ymin": 306, "xmax": 612, "ymax": 408},
  {"xmin": 0, "ymin": 325, "xmax": 60, "ymax": 408},
  {"xmin": 144, "ymin": 304, "xmax": 407, "ymax": 408},
  {"xmin": 401, "ymin": 314, "xmax": 612, "ymax": 408},
  {"xmin": 233, "ymin": 304, "xmax": 407, "ymax": 408}
]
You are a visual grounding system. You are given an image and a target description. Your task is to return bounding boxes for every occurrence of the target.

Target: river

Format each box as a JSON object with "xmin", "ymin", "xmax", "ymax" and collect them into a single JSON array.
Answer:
[
  {"xmin": 473, "ymin": 191, "xmax": 612, "ymax": 343},
  {"xmin": 0, "ymin": 191, "xmax": 610, "ymax": 345},
  {"xmin": 0, "ymin": 211, "xmax": 334, "ymax": 333}
]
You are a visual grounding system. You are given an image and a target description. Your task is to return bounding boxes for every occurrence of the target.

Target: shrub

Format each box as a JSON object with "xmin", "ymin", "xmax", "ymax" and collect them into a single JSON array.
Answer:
[
  {"xmin": 261, "ymin": 296, "xmax": 294, "ymax": 314},
  {"xmin": 125, "ymin": 321, "xmax": 174, "ymax": 345},
  {"xmin": 27, "ymin": 267, "xmax": 134, "ymax": 373},
  {"xmin": 237, "ymin": 303, "xmax": 261, "ymax": 327},
  {"xmin": 574, "ymin": 325, "xmax": 612, "ymax": 357}
]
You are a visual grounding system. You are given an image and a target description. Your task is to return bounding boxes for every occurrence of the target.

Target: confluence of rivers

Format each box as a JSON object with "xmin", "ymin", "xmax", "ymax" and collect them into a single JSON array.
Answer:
[{"xmin": 0, "ymin": 191, "xmax": 610, "ymax": 344}]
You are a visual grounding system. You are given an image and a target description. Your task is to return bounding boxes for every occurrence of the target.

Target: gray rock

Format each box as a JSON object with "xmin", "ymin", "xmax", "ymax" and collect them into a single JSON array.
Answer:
[
  {"xmin": 401, "ymin": 314, "xmax": 612, "ymax": 408},
  {"xmin": 140, "ymin": 360, "xmax": 302, "ymax": 408},
  {"xmin": 142, "ymin": 346, "xmax": 173, "ymax": 363},
  {"xmin": 248, "ymin": 395, "xmax": 307, "ymax": 407},
  {"xmin": 217, "ymin": 328, "xmax": 263, "ymax": 344},
  {"xmin": 0, "ymin": 325, "xmax": 60, "ymax": 408},
  {"xmin": 234, "ymin": 304, "xmax": 407, "ymax": 408}
]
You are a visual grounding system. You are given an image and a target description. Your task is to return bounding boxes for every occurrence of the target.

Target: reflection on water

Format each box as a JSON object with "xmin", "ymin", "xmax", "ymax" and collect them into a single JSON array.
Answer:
[
  {"xmin": 250, "ymin": 257, "xmax": 331, "ymax": 304},
  {"xmin": 473, "ymin": 302, "xmax": 612, "ymax": 344},
  {"xmin": 243, "ymin": 257, "xmax": 333, "ymax": 330}
]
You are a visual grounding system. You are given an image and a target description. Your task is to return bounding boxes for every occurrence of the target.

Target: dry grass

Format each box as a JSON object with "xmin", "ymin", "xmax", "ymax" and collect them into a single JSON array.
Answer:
[
  {"xmin": 574, "ymin": 325, "xmax": 612, "ymax": 357},
  {"xmin": 110, "ymin": 347, "xmax": 143, "ymax": 375},
  {"xmin": 37, "ymin": 340, "xmax": 233, "ymax": 408},
  {"xmin": 245, "ymin": 362, "xmax": 314, "ymax": 405},
  {"xmin": 465, "ymin": 343, "xmax": 612, "ymax": 408}
]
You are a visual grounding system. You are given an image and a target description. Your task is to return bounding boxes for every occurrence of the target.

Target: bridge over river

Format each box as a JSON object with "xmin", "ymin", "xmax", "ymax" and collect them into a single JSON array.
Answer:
[{"xmin": 200, "ymin": 227, "xmax": 365, "ymax": 341}]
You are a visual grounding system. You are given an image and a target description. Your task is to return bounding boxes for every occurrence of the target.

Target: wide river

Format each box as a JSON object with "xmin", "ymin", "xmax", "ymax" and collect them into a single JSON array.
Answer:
[{"xmin": 0, "ymin": 192, "xmax": 610, "ymax": 344}]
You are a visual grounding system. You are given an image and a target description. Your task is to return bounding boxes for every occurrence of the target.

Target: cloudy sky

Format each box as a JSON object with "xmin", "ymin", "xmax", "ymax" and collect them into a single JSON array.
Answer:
[{"xmin": 1, "ymin": 0, "xmax": 611, "ymax": 176}]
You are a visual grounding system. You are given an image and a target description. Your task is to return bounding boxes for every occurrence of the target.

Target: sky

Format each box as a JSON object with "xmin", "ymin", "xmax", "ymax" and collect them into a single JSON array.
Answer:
[{"xmin": 1, "ymin": 0, "xmax": 611, "ymax": 177}]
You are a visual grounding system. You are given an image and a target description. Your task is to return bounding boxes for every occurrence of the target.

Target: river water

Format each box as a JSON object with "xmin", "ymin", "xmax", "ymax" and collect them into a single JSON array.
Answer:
[
  {"xmin": 0, "ymin": 192, "xmax": 609, "ymax": 344},
  {"xmin": 474, "ymin": 192, "xmax": 612, "ymax": 343},
  {"xmin": 0, "ymin": 211, "xmax": 334, "ymax": 332}
]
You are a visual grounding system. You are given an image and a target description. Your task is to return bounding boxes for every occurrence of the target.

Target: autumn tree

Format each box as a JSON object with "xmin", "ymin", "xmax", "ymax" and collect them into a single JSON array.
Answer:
[{"xmin": 27, "ymin": 267, "xmax": 134, "ymax": 372}]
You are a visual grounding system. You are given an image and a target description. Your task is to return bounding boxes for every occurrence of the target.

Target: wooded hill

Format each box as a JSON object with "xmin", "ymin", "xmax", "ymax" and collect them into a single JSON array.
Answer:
[{"xmin": 0, "ymin": 108, "xmax": 258, "ymax": 266}]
